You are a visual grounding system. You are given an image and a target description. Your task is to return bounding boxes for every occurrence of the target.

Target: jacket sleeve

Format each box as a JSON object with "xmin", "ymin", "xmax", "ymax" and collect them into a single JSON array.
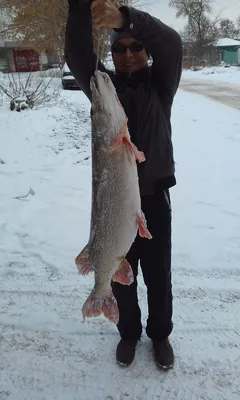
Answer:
[
  {"xmin": 64, "ymin": 0, "xmax": 110, "ymax": 101},
  {"xmin": 117, "ymin": 6, "xmax": 183, "ymax": 103}
]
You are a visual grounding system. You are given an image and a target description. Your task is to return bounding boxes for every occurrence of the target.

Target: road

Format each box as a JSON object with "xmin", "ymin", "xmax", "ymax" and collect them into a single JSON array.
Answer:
[{"xmin": 180, "ymin": 79, "xmax": 240, "ymax": 110}]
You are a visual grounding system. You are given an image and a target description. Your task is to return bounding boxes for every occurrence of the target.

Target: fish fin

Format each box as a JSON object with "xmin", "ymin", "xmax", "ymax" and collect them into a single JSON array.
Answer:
[
  {"xmin": 137, "ymin": 212, "xmax": 152, "ymax": 239},
  {"xmin": 112, "ymin": 258, "xmax": 134, "ymax": 285},
  {"xmin": 75, "ymin": 245, "xmax": 93, "ymax": 275},
  {"xmin": 109, "ymin": 123, "xmax": 128, "ymax": 152},
  {"xmin": 122, "ymin": 137, "xmax": 145, "ymax": 163},
  {"xmin": 82, "ymin": 290, "xmax": 119, "ymax": 324},
  {"xmin": 109, "ymin": 123, "xmax": 145, "ymax": 163},
  {"xmin": 109, "ymin": 129, "xmax": 145, "ymax": 164}
]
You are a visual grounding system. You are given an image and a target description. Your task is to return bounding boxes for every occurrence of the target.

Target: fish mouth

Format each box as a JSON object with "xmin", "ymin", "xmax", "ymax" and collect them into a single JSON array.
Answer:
[
  {"xmin": 92, "ymin": 76, "xmax": 99, "ymax": 93},
  {"xmin": 91, "ymin": 75, "xmax": 104, "ymax": 109},
  {"xmin": 92, "ymin": 72, "xmax": 103, "ymax": 97},
  {"xmin": 91, "ymin": 71, "xmax": 112, "ymax": 109},
  {"xmin": 91, "ymin": 76, "xmax": 101, "ymax": 99}
]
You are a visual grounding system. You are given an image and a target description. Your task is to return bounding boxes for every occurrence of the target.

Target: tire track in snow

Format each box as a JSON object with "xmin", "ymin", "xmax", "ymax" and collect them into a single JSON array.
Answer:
[
  {"xmin": 1, "ymin": 243, "xmax": 239, "ymax": 400},
  {"xmin": 175, "ymin": 265, "xmax": 240, "ymax": 279},
  {"xmin": 1, "ymin": 266, "xmax": 240, "ymax": 399},
  {"xmin": 180, "ymin": 79, "xmax": 240, "ymax": 110},
  {"xmin": 1, "ymin": 89, "xmax": 240, "ymax": 399},
  {"xmin": 0, "ymin": 325, "xmax": 239, "ymax": 400}
]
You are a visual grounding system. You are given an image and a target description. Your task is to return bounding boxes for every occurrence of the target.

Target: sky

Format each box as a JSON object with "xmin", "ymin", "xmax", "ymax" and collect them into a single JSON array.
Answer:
[{"xmin": 142, "ymin": 0, "xmax": 240, "ymax": 31}]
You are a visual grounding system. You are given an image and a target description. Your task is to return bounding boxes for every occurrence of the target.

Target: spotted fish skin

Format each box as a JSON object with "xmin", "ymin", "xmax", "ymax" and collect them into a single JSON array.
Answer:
[{"xmin": 75, "ymin": 70, "xmax": 152, "ymax": 324}]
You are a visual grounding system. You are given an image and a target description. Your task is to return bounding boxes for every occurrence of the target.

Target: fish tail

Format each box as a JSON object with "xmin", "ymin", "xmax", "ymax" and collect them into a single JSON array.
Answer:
[{"xmin": 82, "ymin": 290, "xmax": 119, "ymax": 324}]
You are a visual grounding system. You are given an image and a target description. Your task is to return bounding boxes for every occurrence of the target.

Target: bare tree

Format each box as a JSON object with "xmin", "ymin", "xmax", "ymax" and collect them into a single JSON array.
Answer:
[
  {"xmin": 169, "ymin": 0, "xmax": 212, "ymax": 19},
  {"xmin": 235, "ymin": 16, "xmax": 240, "ymax": 37},
  {"xmin": 0, "ymin": 69, "xmax": 62, "ymax": 110},
  {"xmin": 237, "ymin": 16, "xmax": 240, "ymax": 29},
  {"xmin": 169, "ymin": 0, "xmax": 220, "ymax": 53},
  {"xmin": 219, "ymin": 18, "xmax": 239, "ymax": 39},
  {"xmin": 0, "ymin": 0, "xmax": 68, "ymax": 60},
  {"xmin": 0, "ymin": 0, "xmax": 137, "ymax": 64}
]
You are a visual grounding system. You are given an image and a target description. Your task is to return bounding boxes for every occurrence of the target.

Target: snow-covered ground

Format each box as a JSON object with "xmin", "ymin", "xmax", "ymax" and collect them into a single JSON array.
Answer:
[
  {"xmin": 0, "ymin": 75, "xmax": 240, "ymax": 400},
  {"xmin": 182, "ymin": 65, "xmax": 240, "ymax": 85}
]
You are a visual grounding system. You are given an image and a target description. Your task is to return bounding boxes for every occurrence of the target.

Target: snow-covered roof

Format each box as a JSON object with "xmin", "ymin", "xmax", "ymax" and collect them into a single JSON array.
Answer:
[{"xmin": 216, "ymin": 38, "xmax": 240, "ymax": 47}]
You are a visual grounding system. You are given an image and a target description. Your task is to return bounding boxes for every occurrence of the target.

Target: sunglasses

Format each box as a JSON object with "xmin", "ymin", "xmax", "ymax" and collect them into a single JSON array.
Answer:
[{"xmin": 112, "ymin": 41, "xmax": 144, "ymax": 54}]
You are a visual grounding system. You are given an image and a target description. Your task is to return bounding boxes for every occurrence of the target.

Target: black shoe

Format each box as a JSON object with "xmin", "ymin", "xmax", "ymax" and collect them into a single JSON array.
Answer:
[
  {"xmin": 152, "ymin": 338, "xmax": 174, "ymax": 370},
  {"xmin": 116, "ymin": 338, "xmax": 138, "ymax": 367}
]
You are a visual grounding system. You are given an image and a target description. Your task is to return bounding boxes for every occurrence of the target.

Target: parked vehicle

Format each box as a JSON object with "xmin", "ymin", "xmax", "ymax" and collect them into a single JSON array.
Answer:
[{"xmin": 62, "ymin": 63, "xmax": 80, "ymax": 90}]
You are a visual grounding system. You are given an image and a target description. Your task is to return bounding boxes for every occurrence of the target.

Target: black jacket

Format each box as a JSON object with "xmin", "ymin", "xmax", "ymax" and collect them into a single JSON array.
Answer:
[{"xmin": 65, "ymin": 0, "xmax": 183, "ymax": 196}]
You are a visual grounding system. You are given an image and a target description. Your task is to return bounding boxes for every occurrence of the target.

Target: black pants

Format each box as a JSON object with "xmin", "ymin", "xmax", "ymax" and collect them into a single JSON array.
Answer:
[{"xmin": 111, "ymin": 188, "xmax": 173, "ymax": 341}]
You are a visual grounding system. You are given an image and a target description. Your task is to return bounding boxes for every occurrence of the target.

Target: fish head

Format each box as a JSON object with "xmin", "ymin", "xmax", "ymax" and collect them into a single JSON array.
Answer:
[
  {"xmin": 90, "ymin": 70, "xmax": 115, "ymax": 110},
  {"xmin": 90, "ymin": 70, "xmax": 126, "ymax": 133}
]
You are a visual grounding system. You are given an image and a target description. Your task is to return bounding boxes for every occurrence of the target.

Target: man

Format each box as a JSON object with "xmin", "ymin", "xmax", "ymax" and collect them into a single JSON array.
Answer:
[{"xmin": 65, "ymin": 0, "xmax": 183, "ymax": 369}]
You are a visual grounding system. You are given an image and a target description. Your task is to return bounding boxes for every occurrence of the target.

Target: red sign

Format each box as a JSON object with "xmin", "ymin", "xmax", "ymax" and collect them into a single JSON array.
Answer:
[{"xmin": 14, "ymin": 49, "xmax": 40, "ymax": 72}]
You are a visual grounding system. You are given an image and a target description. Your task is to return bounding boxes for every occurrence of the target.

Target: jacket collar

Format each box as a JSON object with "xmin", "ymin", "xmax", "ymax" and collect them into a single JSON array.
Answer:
[{"xmin": 114, "ymin": 66, "xmax": 151, "ymax": 90}]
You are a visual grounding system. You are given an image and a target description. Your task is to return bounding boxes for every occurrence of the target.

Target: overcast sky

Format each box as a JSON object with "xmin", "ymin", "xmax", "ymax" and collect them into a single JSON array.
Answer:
[{"xmin": 141, "ymin": 0, "xmax": 240, "ymax": 31}]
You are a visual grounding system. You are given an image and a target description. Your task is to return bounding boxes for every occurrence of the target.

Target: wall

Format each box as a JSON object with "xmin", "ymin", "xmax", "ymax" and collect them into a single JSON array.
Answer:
[
  {"xmin": 223, "ymin": 48, "xmax": 238, "ymax": 65},
  {"xmin": 7, "ymin": 49, "xmax": 16, "ymax": 72},
  {"xmin": 0, "ymin": 47, "xmax": 8, "ymax": 71}
]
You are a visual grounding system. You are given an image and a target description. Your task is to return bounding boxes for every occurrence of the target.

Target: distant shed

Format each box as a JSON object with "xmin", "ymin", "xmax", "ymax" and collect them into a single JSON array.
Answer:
[{"xmin": 216, "ymin": 38, "xmax": 240, "ymax": 65}]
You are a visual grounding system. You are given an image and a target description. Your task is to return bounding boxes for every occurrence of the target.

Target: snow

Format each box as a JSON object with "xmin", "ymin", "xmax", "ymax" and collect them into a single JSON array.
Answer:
[
  {"xmin": 0, "ymin": 74, "xmax": 240, "ymax": 400},
  {"xmin": 216, "ymin": 38, "xmax": 240, "ymax": 47},
  {"xmin": 62, "ymin": 62, "xmax": 71, "ymax": 73},
  {"xmin": 63, "ymin": 75, "xmax": 76, "ymax": 81},
  {"xmin": 182, "ymin": 65, "xmax": 240, "ymax": 84}
]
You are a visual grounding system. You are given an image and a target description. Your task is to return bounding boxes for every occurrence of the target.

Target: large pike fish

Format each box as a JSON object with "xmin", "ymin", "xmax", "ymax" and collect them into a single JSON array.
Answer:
[{"xmin": 75, "ymin": 70, "xmax": 152, "ymax": 324}]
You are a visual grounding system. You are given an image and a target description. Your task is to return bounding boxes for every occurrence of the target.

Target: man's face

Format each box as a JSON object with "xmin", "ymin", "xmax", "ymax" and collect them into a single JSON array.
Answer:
[{"xmin": 112, "ymin": 37, "xmax": 149, "ymax": 75}]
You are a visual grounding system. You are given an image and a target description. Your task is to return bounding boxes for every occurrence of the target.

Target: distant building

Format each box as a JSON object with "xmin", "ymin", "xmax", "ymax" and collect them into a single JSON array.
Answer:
[
  {"xmin": 215, "ymin": 38, "xmax": 240, "ymax": 65},
  {"xmin": 0, "ymin": 40, "xmax": 59, "ymax": 73}
]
